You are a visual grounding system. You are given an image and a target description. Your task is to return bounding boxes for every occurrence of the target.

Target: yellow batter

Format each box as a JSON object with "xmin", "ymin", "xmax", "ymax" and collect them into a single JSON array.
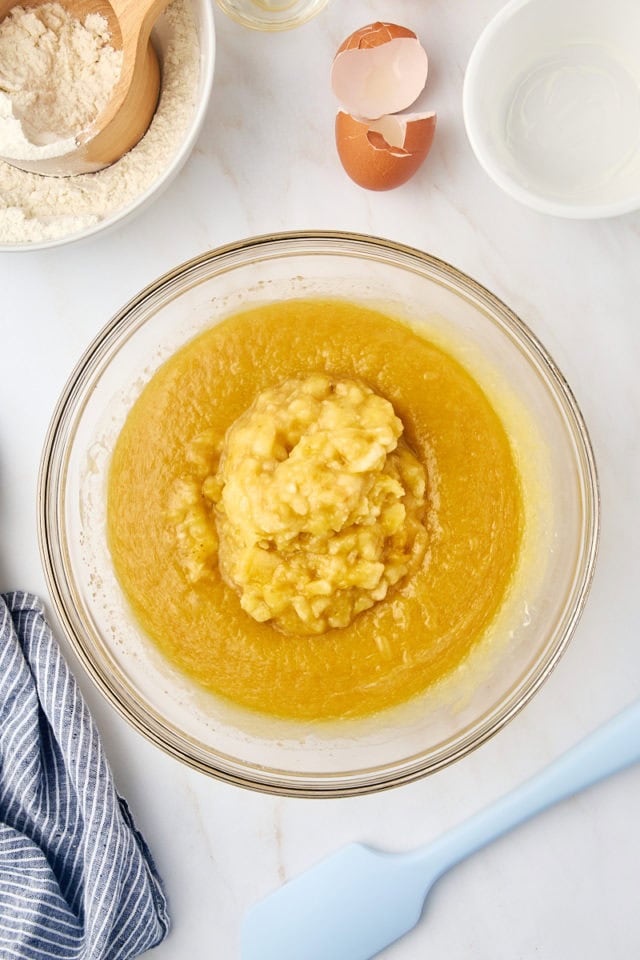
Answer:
[{"xmin": 107, "ymin": 299, "xmax": 523, "ymax": 720}]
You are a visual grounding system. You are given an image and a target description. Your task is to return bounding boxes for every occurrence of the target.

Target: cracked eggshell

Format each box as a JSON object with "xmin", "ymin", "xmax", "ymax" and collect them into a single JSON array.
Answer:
[
  {"xmin": 335, "ymin": 111, "xmax": 436, "ymax": 191},
  {"xmin": 331, "ymin": 22, "xmax": 429, "ymax": 120}
]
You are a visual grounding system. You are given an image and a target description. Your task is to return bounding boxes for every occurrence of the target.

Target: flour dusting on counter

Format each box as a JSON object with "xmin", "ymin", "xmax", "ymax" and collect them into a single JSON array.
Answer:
[{"xmin": 0, "ymin": 0, "xmax": 200, "ymax": 244}]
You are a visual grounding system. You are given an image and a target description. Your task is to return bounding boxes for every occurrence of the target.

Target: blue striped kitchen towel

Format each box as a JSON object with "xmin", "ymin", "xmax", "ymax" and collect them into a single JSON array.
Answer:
[{"xmin": 0, "ymin": 591, "xmax": 170, "ymax": 960}]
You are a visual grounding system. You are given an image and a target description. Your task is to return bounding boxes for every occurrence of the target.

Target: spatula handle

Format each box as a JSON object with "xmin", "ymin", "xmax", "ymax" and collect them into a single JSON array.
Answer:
[{"xmin": 413, "ymin": 698, "xmax": 640, "ymax": 878}]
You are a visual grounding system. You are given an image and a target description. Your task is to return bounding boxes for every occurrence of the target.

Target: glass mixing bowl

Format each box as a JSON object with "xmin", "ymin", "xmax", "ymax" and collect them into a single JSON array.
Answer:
[{"xmin": 39, "ymin": 232, "xmax": 599, "ymax": 797}]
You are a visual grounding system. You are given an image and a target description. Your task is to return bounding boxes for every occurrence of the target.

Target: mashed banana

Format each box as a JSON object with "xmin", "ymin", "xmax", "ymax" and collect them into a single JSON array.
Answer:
[{"xmin": 169, "ymin": 374, "xmax": 428, "ymax": 635}]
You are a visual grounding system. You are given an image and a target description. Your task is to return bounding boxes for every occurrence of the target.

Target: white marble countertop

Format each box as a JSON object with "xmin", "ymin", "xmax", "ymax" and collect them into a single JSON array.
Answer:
[{"xmin": 1, "ymin": 1, "xmax": 639, "ymax": 957}]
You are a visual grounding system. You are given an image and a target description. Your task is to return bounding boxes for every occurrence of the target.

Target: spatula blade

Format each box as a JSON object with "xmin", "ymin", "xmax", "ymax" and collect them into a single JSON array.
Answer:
[{"xmin": 242, "ymin": 842, "xmax": 427, "ymax": 960}]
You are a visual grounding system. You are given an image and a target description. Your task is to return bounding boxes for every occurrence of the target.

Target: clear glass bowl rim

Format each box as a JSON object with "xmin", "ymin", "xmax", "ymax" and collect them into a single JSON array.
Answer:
[
  {"xmin": 214, "ymin": 0, "xmax": 330, "ymax": 32},
  {"xmin": 38, "ymin": 230, "xmax": 600, "ymax": 797}
]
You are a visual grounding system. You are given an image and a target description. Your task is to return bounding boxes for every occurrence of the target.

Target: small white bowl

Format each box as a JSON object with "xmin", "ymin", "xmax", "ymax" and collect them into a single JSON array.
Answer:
[
  {"xmin": 0, "ymin": 0, "xmax": 215, "ymax": 252},
  {"xmin": 463, "ymin": 0, "xmax": 640, "ymax": 218}
]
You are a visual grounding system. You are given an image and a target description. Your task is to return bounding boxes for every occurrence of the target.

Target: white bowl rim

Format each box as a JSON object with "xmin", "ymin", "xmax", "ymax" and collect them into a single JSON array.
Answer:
[
  {"xmin": 0, "ymin": 0, "xmax": 216, "ymax": 254},
  {"xmin": 462, "ymin": 0, "xmax": 640, "ymax": 219}
]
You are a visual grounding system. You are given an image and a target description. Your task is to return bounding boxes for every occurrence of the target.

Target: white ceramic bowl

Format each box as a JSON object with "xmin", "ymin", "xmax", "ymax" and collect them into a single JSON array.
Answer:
[
  {"xmin": 463, "ymin": 0, "xmax": 640, "ymax": 218},
  {"xmin": 0, "ymin": 0, "xmax": 215, "ymax": 253}
]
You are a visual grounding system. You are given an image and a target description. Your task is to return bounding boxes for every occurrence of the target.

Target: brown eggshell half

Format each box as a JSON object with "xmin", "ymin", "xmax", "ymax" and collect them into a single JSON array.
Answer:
[
  {"xmin": 331, "ymin": 22, "xmax": 428, "ymax": 120},
  {"xmin": 335, "ymin": 111, "xmax": 437, "ymax": 191},
  {"xmin": 335, "ymin": 21, "xmax": 417, "ymax": 55}
]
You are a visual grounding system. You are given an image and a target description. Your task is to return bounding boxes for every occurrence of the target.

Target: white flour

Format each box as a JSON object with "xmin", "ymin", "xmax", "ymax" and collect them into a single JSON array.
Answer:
[
  {"xmin": 0, "ymin": 4, "xmax": 122, "ymax": 161},
  {"xmin": 0, "ymin": 0, "xmax": 200, "ymax": 245},
  {"xmin": 0, "ymin": 93, "xmax": 75, "ymax": 161}
]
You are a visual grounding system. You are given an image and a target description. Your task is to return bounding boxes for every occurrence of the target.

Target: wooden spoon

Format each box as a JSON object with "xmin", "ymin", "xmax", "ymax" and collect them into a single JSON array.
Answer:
[{"xmin": 0, "ymin": 0, "xmax": 172, "ymax": 176}]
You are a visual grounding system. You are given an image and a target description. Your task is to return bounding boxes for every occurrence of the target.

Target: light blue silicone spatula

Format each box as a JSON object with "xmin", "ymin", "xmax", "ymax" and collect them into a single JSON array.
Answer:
[{"xmin": 242, "ymin": 699, "xmax": 640, "ymax": 960}]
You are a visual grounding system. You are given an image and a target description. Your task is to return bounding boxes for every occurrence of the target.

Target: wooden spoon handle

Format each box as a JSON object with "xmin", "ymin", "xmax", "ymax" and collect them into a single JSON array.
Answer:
[{"xmin": 109, "ymin": 0, "xmax": 173, "ymax": 46}]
